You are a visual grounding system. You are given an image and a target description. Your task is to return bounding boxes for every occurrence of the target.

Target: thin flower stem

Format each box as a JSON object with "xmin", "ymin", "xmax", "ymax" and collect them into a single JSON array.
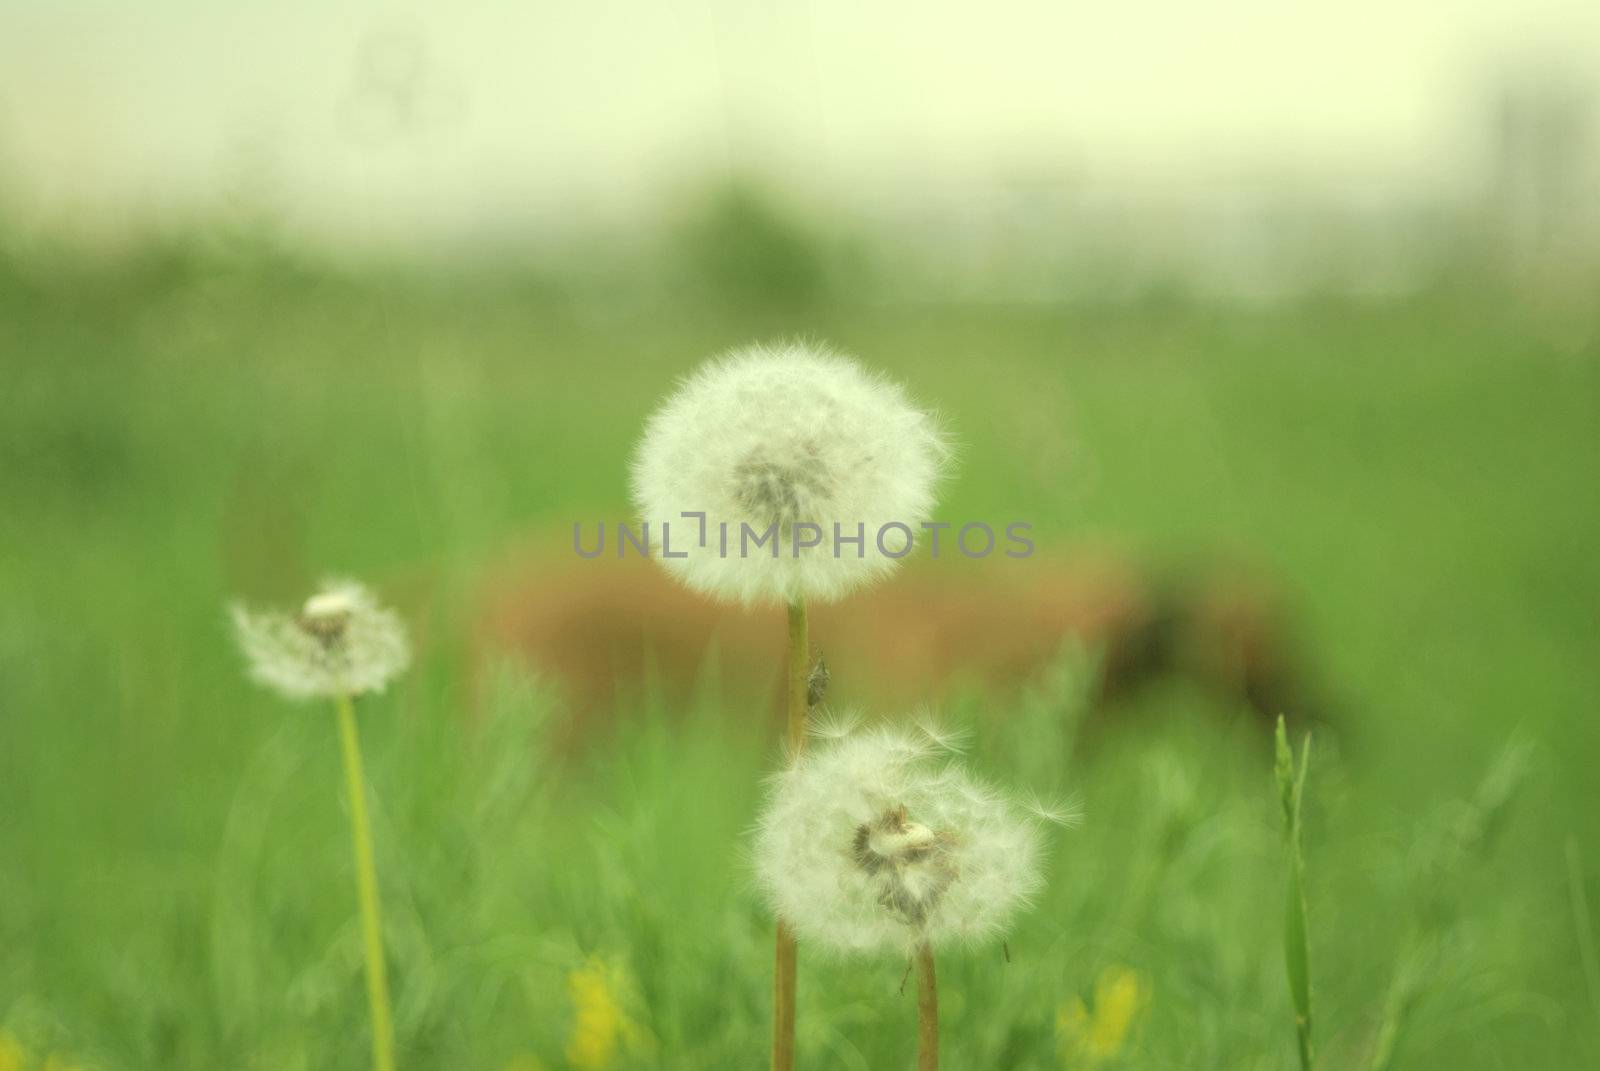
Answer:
[
  {"xmin": 916, "ymin": 942, "xmax": 939, "ymax": 1071},
  {"xmin": 1275, "ymin": 717, "xmax": 1314, "ymax": 1071},
  {"xmin": 773, "ymin": 920, "xmax": 798, "ymax": 1071},
  {"xmin": 336, "ymin": 692, "xmax": 396, "ymax": 1071},
  {"xmin": 785, "ymin": 599, "xmax": 810, "ymax": 757},
  {"xmin": 773, "ymin": 598, "xmax": 808, "ymax": 1071}
]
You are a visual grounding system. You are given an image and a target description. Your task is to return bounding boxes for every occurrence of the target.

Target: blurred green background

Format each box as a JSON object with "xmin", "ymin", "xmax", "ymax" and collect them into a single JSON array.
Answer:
[{"xmin": 2, "ymin": 4, "xmax": 1599, "ymax": 1069}]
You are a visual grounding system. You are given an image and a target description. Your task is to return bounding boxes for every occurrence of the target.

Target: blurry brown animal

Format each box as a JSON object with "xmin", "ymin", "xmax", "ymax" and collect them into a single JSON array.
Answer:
[{"xmin": 471, "ymin": 537, "xmax": 1319, "ymax": 739}]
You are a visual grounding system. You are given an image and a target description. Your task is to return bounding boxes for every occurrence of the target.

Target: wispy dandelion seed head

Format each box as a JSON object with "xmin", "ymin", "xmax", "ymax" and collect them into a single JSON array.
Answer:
[
  {"xmin": 231, "ymin": 579, "xmax": 410, "ymax": 701},
  {"xmin": 754, "ymin": 721, "xmax": 1066, "ymax": 955},
  {"xmin": 630, "ymin": 341, "xmax": 950, "ymax": 606}
]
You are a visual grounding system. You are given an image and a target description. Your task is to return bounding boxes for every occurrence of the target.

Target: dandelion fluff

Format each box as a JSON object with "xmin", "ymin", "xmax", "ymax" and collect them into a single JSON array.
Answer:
[
  {"xmin": 630, "ymin": 342, "xmax": 949, "ymax": 606},
  {"xmin": 232, "ymin": 580, "xmax": 410, "ymax": 700},
  {"xmin": 754, "ymin": 721, "xmax": 1059, "ymax": 955}
]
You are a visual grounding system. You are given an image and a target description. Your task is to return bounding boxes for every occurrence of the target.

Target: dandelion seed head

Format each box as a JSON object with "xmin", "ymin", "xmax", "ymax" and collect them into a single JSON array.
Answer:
[
  {"xmin": 231, "ymin": 579, "xmax": 410, "ymax": 701},
  {"xmin": 754, "ymin": 723, "xmax": 1061, "ymax": 956},
  {"xmin": 630, "ymin": 341, "xmax": 950, "ymax": 606}
]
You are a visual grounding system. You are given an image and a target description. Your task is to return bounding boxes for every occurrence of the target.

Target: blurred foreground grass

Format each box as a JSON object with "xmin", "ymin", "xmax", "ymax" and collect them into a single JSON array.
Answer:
[{"xmin": 0, "ymin": 247, "xmax": 1597, "ymax": 1067}]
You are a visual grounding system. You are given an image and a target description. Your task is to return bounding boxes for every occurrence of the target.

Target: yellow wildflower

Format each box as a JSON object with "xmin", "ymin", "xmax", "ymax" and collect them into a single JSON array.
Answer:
[
  {"xmin": 0, "ymin": 1032, "xmax": 25, "ymax": 1071},
  {"xmin": 565, "ymin": 957, "xmax": 643, "ymax": 1070},
  {"xmin": 1057, "ymin": 965, "xmax": 1149, "ymax": 1066}
]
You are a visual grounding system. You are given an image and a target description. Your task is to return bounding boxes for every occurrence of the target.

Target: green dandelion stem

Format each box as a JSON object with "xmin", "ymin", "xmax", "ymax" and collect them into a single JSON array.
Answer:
[
  {"xmin": 1275, "ymin": 715, "xmax": 1314, "ymax": 1071},
  {"xmin": 336, "ymin": 691, "xmax": 396, "ymax": 1071},
  {"xmin": 916, "ymin": 942, "xmax": 939, "ymax": 1071},
  {"xmin": 785, "ymin": 599, "xmax": 810, "ymax": 756},
  {"xmin": 773, "ymin": 598, "xmax": 808, "ymax": 1071},
  {"xmin": 772, "ymin": 920, "xmax": 798, "ymax": 1071}
]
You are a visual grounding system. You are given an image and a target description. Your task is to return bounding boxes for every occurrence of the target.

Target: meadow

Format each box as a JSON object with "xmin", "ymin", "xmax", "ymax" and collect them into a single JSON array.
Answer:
[{"xmin": 1, "ymin": 231, "xmax": 1597, "ymax": 1068}]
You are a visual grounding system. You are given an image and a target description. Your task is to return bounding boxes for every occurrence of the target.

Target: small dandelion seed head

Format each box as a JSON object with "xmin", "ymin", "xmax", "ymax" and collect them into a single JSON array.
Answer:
[
  {"xmin": 231, "ymin": 579, "xmax": 410, "ymax": 701},
  {"xmin": 630, "ymin": 341, "xmax": 951, "ymax": 607},
  {"xmin": 754, "ymin": 722, "xmax": 1061, "ymax": 956}
]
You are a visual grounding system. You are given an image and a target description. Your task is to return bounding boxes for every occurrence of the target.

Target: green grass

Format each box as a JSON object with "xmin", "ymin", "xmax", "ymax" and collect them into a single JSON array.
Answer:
[{"xmin": 1, "ymin": 255, "xmax": 1597, "ymax": 1068}]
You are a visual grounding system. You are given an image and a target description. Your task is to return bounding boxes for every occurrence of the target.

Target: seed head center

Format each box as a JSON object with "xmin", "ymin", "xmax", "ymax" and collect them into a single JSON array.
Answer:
[{"xmin": 851, "ymin": 804, "xmax": 959, "ymax": 928}]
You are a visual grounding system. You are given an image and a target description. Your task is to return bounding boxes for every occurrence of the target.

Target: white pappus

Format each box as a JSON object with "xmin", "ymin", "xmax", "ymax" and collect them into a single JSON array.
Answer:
[
  {"xmin": 630, "ymin": 341, "xmax": 950, "ymax": 607},
  {"xmin": 753, "ymin": 719, "xmax": 1070, "ymax": 956},
  {"xmin": 231, "ymin": 579, "xmax": 410, "ymax": 701}
]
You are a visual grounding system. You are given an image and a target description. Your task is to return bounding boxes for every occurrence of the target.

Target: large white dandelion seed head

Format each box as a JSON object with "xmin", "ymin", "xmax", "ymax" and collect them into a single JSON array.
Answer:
[
  {"xmin": 754, "ymin": 720, "xmax": 1063, "ymax": 956},
  {"xmin": 630, "ymin": 341, "xmax": 950, "ymax": 607},
  {"xmin": 231, "ymin": 579, "xmax": 410, "ymax": 701}
]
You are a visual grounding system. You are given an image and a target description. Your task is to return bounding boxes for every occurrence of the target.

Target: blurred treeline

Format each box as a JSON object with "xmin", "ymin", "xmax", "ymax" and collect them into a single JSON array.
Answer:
[{"xmin": 2, "ymin": 60, "xmax": 1598, "ymax": 324}]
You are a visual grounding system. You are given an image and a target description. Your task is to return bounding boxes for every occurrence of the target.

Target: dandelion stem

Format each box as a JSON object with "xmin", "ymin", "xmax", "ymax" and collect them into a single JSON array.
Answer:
[
  {"xmin": 773, "ymin": 920, "xmax": 798, "ymax": 1071},
  {"xmin": 1274, "ymin": 715, "xmax": 1314, "ymax": 1071},
  {"xmin": 773, "ymin": 598, "xmax": 808, "ymax": 1071},
  {"xmin": 336, "ymin": 692, "xmax": 396, "ymax": 1071},
  {"xmin": 785, "ymin": 599, "xmax": 810, "ymax": 756},
  {"xmin": 916, "ymin": 942, "xmax": 939, "ymax": 1071}
]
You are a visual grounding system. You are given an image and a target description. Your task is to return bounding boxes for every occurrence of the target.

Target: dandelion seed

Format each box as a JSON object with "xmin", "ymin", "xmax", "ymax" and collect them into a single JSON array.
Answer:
[
  {"xmin": 911, "ymin": 711, "xmax": 970, "ymax": 754},
  {"xmin": 754, "ymin": 723, "xmax": 1065, "ymax": 955},
  {"xmin": 231, "ymin": 580, "xmax": 410, "ymax": 701},
  {"xmin": 1023, "ymin": 790, "xmax": 1084, "ymax": 828},
  {"xmin": 809, "ymin": 707, "xmax": 861, "ymax": 742},
  {"xmin": 630, "ymin": 341, "xmax": 950, "ymax": 607}
]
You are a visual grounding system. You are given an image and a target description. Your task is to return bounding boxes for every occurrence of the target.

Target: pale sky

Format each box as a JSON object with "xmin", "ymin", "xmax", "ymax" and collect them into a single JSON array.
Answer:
[{"xmin": 1, "ymin": 0, "xmax": 1596, "ymax": 246}]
